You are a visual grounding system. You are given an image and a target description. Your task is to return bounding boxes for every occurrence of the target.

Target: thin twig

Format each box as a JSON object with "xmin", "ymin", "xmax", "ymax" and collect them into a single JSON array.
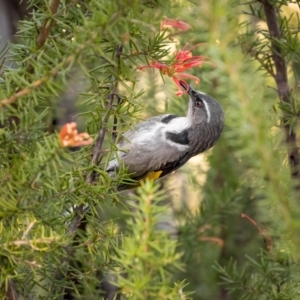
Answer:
[
  {"xmin": 199, "ymin": 236, "xmax": 224, "ymax": 248},
  {"xmin": 255, "ymin": 53, "xmax": 276, "ymax": 77},
  {"xmin": 258, "ymin": 0, "xmax": 300, "ymax": 180},
  {"xmin": 0, "ymin": 59, "xmax": 71, "ymax": 107},
  {"xmin": 241, "ymin": 213, "xmax": 273, "ymax": 252},
  {"xmin": 112, "ymin": 94, "xmax": 122, "ymax": 143},
  {"xmin": 4, "ymin": 237, "xmax": 58, "ymax": 247},
  {"xmin": 0, "ymin": 55, "xmax": 73, "ymax": 108},
  {"xmin": 87, "ymin": 45, "xmax": 123, "ymax": 183},
  {"xmin": 4, "ymin": 280, "xmax": 19, "ymax": 300}
]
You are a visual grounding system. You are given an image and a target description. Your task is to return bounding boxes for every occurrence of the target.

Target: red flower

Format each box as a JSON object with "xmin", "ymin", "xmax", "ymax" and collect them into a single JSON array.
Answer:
[
  {"xmin": 59, "ymin": 122, "xmax": 93, "ymax": 147},
  {"xmin": 161, "ymin": 18, "xmax": 191, "ymax": 32},
  {"xmin": 138, "ymin": 44, "xmax": 206, "ymax": 96}
]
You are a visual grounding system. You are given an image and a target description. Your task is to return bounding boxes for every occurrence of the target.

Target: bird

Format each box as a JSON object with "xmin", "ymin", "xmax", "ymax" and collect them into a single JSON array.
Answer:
[{"xmin": 107, "ymin": 81, "xmax": 224, "ymax": 190}]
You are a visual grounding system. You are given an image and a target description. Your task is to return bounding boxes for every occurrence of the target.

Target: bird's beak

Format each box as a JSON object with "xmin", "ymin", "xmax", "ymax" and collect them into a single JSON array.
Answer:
[{"xmin": 179, "ymin": 81, "xmax": 193, "ymax": 96}]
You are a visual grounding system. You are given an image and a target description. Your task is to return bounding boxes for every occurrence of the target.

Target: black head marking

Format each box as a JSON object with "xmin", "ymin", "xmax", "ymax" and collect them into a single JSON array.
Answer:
[{"xmin": 166, "ymin": 130, "xmax": 189, "ymax": 145}]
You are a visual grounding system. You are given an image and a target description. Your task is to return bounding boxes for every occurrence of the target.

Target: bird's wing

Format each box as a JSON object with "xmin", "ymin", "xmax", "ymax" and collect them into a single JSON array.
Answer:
[
  {"xmin": 107, "ymin": 114, "xmax": 181, "ymax": 170},
  {"xmin": 116, "ymin": 151, "xmax": 191, "ymax": 191},
  {"xmin": 107, "ymin": 114, "xmax": 194, "ymax": 191}
]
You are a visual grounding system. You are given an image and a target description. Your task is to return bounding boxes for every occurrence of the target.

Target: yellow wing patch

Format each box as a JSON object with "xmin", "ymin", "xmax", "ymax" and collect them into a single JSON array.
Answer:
[
  {"xmin": 139, "ymin": 170, "xmax": 163, "ymax": 182},
  {"xmin": 117, "ymin": 170, "xmax": 163, "ymax": 191}
]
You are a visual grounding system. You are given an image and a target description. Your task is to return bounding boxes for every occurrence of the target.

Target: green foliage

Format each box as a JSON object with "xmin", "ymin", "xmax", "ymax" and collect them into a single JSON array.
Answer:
[
  {"xmin": 214, "ymin": 249, "xmax": 300, "ymax": 300},
  {"xmin": 2, "ymin": 0, "xmax": 300, "ymax": 299},
  {"xmin": 0, "ymin": 0, "xmax": 194, "ymax": 298},
  {"xmin": 112, "ymin": 181, "xmax": 189, "ymax": 299}
]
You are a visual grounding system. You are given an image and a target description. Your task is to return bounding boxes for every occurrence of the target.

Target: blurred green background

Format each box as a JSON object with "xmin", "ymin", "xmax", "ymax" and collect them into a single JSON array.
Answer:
[{"xmin": 2, "ymin": 0, "xmax": 300, "ymax": 299}]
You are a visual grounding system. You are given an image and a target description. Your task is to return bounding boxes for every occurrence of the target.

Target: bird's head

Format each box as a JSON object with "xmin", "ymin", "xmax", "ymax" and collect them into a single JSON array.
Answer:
[{"xmin": 180, "ymin": 81, "xmax": 224, "ymax": 127}]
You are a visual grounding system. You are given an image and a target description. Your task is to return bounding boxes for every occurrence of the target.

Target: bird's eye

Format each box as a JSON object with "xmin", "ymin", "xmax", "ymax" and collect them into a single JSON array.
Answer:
[{"xmin": 195, "ymin": 100, "xmax": 202, "ymax": 107}]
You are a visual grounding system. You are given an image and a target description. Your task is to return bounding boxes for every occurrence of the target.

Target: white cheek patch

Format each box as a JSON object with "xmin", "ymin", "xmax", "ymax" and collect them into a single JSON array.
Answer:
[
  {"xmin": 202, "ymin": 99, "xmax": 211, "ymax": 123},
  {"xmin": 167, "ymin": 117, "xmax": 192, "ymax": 133}
]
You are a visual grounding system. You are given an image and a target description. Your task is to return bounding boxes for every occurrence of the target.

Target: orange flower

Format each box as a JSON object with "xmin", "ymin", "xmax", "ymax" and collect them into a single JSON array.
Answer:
[
  {"xmin": 138, "ymin": 44, "xmax": 206, "ymax": 96},
  {"xmin": 161, "ymin": 18, "xmax": 191, "ymax": 32},
  {"xmin": 59, "ymin": 122, "xmax": 93, "ymax": 147}
]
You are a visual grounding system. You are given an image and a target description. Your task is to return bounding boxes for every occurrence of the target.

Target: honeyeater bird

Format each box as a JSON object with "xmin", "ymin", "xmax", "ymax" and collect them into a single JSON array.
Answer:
[{"xmin": 107, "ymin": 81, "xmax": 224, "ymax": 190}]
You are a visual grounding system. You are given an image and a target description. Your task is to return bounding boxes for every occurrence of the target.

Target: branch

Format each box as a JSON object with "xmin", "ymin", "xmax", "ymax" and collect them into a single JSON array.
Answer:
[
  {"xmin": 0, "ymin": 56, "xmax": 73, "ymax": 108},
  {"xmin": 258, "ymin": 0, "xmax": 300, "ymax": 180},
  {"xmin": 36, "ymin": 0, "xmax": 61, "ymax": 49},
  {"xmin": 2, "ymin": 3, "xmax": 62, "ymax": 298},
  {"xmin": 23, "ymin": 0, "xmax": 62, "ymax": 75},
  {"xmin": 88, "ymin": 45, "xmax": 123, "ymax": 181},
  {"xmin": 1, "ymin": 62, "xmax": 68, "ymax": 107},
  {"xmin": 258, "ymin": 0, "xmax": 288, "ymax": 92},
  {"xmin": 35, "ymin": 0, "xmax": 80, "ymax": 48},
  {"xmin": 67, "ymin": 45, "xmax": 123, "ymax": 236},
  {"xmin": 52, "ymin": 45, "xmax": 123, "ymax": 299},
  {"xmin": 0, "ymin": 34, "xmax": 98, "ymax": 108}
]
